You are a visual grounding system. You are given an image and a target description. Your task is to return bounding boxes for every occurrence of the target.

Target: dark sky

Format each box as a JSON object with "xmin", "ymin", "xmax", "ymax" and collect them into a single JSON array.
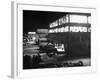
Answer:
[{"xmin": 23, "ymin": 10, "xmax": 67, "ymax": 34}]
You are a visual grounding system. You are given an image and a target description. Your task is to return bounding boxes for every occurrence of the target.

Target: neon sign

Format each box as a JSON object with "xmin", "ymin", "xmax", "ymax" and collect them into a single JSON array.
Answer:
[
  {"xmin": 49, "ymin": 26, "xmax": 91, "ymax": 33},
  {"xmin": 49, "ymin": 26, "xmax": 69, "ymax": 33},
  {"xmin": 70, "ymin": 26, "xmax": 88, "ymax": 32},
  {"xmin": 49, "ymin": 14, "xmax": 91, "ymax": 28},
  {"xmin": 49, "ymin": 14, "xmax": 91, "ymax": 33},
  {"xmin": 58, "ymin": 15, "xmax": 68, "ymax": 26},
  {"xmin": 50, "ymin": 15, "xmax": 68, "ymax": 28},
  {"xmin": 49, "ymin": 20, "xmax": 58, "ymax": 28},
  {"xmin": 70, "ymin": 15, "xmax": 87, "ymax": 23}
]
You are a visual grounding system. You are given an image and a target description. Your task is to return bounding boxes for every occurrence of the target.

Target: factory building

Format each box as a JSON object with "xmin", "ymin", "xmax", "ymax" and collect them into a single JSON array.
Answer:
[{"xmin": 48, "ymin": 13, "xmax": 91, "ymax": 57}]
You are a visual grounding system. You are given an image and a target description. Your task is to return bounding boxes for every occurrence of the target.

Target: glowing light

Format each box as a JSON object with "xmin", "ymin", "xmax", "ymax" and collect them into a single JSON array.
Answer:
[
  {"xmin": 50, "ymin": 20, "xmax": 58, "ymax": 28},
  {"xmin": 49, "ymin": 14, "xmax": 91, "ymax": 33},
  {"xmin": 58, "ymin": 16, "xmax": 66, "ymax": 25},
  {"xmin": 64, "ymin": 26, "xmax": 69, "ymax": 32},
  {"xmin": 70, "ymin": 15, "xmax": 87, "ymax": 23},
  {"xmin": 55, "ymin": 43, "xmax": 65, "ymax": 52},
  {"xmin": 65, "ymin": 15, "xmax": 68, "ymax": 23},
  {"xmin": 49, "ymin": 26, "xmax": 69, "ymax": 33},
  {"xmin": 49, "ymin": 15, "xmax": 69, "ymax": 28},
  {"xmin": 70, "ymin": 26, "xmax": 88, "ymax": 32},
  {"xmin": 32, "ymin": 37, "xmax": 36, "ymax": 40},
  {"xmin": 28, "ymin": 32, "xmax": 36, "ymax": 34},
  {"xmin": 49, "ymin": 26, "xmax": 90, "ymax": 33}
]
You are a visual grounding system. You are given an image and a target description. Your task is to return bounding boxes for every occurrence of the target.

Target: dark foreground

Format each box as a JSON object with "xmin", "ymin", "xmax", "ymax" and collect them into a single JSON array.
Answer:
[{"xmin": 23, "ymin": 53, "xmax": 90, "ymax": 69}]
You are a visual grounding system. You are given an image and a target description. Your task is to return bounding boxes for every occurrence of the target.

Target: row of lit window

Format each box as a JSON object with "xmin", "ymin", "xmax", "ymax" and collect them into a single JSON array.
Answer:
[
  {"xmin": 49, "ymin": 26, "xmax": 91, "ymax": 33},
  {"xmin": 49, "ymin": 14, "xmax": 91, "ymax": 28}
]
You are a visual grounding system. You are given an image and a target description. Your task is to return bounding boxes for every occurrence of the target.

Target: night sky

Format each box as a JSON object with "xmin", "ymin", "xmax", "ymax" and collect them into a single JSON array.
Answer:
[{"xmin": 23, "ymin": 10, "xmax": 67, "ymax": 34}]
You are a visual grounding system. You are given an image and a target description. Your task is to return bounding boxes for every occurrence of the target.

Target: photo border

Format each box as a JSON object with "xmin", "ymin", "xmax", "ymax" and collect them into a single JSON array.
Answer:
[{"xmin": 11, "ymin": 1, "xmax": 97, "ymax": 78}]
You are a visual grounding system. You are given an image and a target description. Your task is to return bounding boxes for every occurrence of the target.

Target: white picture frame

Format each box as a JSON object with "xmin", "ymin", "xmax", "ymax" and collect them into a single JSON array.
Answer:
[{"xmin": 11, "ymin": 1, "xmax": 97, "ymax": 78}]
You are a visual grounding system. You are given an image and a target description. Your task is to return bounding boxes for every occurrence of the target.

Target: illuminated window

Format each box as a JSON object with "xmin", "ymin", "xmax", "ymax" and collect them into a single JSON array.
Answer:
[
  {"xmin": 65, "ymin": 15, "xmax": 68, "ymax": 23},
  {"xmin": 70, "ymin": 15, "xmax": 87, "ymax": 23},
  {"xmin": 49, "ymin": 26, "xmax": 89, "ymax": 33},
  {"xmin": 55, "ymin": 28, "xmax": 58, "ymax": 33},
  {"xmin": 59, "ymin": 17, "xmax": 65, "ymax": 25},
  {"xmin": 49, "ymin": 20, "xmax": 58, "ymax": 28},
  {"xmin": 70, "ymin": 26, "xmax": 88, "ymax": 32},
  {"xmin": 60, "ymin": 27, "xmax": 65, "ymax": 32},
  {"xmin": 64, "ymin": 26, "xmax": 69, "ymax": 32}
]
